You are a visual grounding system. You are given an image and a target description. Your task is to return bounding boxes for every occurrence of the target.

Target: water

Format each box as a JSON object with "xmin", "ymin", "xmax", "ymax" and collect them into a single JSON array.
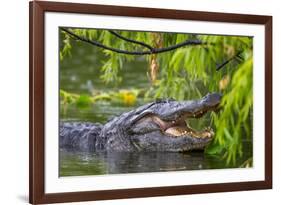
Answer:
[
  {"xmin": 59, "ymin": 38, "xmax": 252, "ymax": 177},
  {"xmin": 59, "ymin": 149, "xmax": 251, "ymax": 176}
]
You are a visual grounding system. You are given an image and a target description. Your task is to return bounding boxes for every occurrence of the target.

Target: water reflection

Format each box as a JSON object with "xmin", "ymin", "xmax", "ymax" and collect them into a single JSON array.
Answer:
[{"xmin": 59, "ymin": 149, "xmax": 247, "ymax": 177}]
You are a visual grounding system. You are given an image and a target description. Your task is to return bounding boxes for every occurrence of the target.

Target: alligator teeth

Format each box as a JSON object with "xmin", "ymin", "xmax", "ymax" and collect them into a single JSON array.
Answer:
[{"xmin": 165, "ymin": 124, "xmax": 214, "ymax": 138}]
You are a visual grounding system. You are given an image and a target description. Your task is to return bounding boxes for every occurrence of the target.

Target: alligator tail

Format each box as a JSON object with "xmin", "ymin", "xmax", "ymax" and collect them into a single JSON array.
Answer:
[{"xmin": 59, "ymin": 122, "xmax": 103, "ymax": 152}]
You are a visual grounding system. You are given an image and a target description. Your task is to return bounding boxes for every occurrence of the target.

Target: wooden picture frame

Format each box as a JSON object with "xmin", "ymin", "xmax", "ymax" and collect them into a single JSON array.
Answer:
[{"xmin": 29, "ymin": 1, "xmax": 272, "ymax": 204}]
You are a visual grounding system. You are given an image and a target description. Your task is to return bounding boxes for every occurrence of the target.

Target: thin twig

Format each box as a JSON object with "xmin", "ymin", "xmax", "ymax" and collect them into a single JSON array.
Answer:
[{"xmin": 216, "ymin": 50, "xmax": 244, "ymax": 71}]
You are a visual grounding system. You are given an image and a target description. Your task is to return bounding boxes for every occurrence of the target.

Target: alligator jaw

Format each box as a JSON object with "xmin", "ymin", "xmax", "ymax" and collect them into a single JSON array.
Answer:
[
  {"xmin": 164, "ymin": 119, "xmax": 214, "ymax": 139},
  {"xmin": 134, "ymin": 93, "xmax": 221, "ymax": 140},
  {"xmin": 162, "ymin": 93, "xmax": 221, "ymax": 139},
  {"xmin": 147, "ymin": 111, "xmax": 214, "ymax": 139}
]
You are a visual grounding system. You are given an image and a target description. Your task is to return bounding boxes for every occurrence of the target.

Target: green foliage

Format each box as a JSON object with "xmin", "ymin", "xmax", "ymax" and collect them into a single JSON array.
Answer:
[
  {"xmin": 100, "ymin": 51, "xmax": 123, "ymax": 84},
  {"xmin": 60, "ymin": 31, "xmax": 72, "ymax": 61},
  {"xmin": 206, "ymin": 58, "xmax": 253, "ymax": 164},
  {"xmin": 60, "ymin": 28, "xmax": 253, "ymax": 164}
]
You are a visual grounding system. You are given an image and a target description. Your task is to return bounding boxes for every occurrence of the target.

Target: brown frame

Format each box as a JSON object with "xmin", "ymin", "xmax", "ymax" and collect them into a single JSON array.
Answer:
[{"xmin": 29, "ymin": 1, "xmax": 272, "ymax": 204}]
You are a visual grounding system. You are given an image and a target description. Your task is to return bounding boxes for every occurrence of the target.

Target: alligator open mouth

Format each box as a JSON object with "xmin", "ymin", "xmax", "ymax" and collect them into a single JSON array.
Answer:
[
  {"xmin": 163, "ymin": 112, "xmax": 214, "ymax": 139},
  {"xmin": 130, "ymin": 93, "xmax": 221, "ymax": 151},
  {"xmin": 139, "ymin": 110, "xmax": 214, "ymax": 139}
]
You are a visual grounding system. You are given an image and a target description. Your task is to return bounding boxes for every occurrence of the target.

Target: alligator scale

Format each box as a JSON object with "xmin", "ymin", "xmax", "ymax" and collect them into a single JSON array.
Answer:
[{"xmin": 60, "ymin": 93, "xmax": 221, "ymax": 152}]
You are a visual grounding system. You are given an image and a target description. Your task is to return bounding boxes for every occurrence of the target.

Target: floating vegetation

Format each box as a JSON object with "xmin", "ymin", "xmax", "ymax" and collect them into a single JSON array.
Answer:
[{"xmin": 60, "ymin": 88, "xmax": 142, "ymax": 111}]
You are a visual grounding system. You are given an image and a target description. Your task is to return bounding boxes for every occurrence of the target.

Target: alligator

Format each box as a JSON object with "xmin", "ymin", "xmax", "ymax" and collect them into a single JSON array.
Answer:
[{"xmin": 60, "ymin": 93, "xmax": 221, "ymax": 152}]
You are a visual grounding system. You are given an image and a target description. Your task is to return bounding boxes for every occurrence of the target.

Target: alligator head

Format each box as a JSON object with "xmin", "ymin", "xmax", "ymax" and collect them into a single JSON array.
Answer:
[{"xmin": 101, "ymin": 93, "xmax": 221, "ymax": 152}]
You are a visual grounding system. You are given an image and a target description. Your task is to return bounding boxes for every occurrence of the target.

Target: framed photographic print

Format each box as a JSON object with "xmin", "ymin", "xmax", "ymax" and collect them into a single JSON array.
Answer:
[{"xmin": 29, "ymin": 1, "xmax": 272, "ymax": 204}]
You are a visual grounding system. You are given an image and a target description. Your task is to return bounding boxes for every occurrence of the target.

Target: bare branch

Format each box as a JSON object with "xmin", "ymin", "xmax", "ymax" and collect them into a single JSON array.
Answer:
[{"xmin": 61, "ymin": 28, "xmax": 206, "ymax": 55}]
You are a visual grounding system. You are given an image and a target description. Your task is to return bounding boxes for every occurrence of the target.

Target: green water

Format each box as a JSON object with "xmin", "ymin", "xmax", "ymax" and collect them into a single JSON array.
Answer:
[{"xmin": 59, "ymin": 39, "xmax": 252, "ymax": 177}]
